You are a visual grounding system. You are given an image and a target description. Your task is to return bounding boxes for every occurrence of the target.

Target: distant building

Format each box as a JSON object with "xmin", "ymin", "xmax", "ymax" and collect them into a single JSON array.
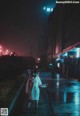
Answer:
[
  {"xmin": 47, "ymin": 3, "xmax": 80, "ymax": 59},
  {"xmin": 46, "ymin": 3, "xmax": 80, "ymax": 78}
]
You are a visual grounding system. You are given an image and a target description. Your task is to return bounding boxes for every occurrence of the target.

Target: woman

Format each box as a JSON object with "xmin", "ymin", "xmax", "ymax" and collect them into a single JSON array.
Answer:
[{"xmin": 27, "ymin": 71, "xmax": 47, "ymax": 109}]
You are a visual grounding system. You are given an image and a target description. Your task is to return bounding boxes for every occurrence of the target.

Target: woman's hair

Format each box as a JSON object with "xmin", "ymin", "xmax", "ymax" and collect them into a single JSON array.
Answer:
[
  {"xmin": 31, "ymin": 69, "xmax": 39, "ymax": 77},
  {"xmin": 31, "ymin": 72, "xmax": 36, "ymax": 77}
]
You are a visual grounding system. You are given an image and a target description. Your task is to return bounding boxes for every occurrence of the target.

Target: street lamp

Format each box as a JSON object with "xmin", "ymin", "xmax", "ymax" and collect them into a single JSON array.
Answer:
[
  {"xmin": 43, "ymin": 6, "xmax": 53, "ymax": 12},
  {"xmin": 38, "ymin": 57, "xmax": 40, "ymax": 61}
]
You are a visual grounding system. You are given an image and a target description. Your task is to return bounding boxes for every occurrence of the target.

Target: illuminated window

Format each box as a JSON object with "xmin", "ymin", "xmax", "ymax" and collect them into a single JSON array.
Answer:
[{"xmin": 76, "ymin": 48, "xmax": 80, "ymax": 58}]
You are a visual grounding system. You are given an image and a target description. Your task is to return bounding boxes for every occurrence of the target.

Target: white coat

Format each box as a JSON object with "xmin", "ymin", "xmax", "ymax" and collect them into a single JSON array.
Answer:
[{"xmin": 30, "ymin": 75, "xmax": 42, "ymax": 101}]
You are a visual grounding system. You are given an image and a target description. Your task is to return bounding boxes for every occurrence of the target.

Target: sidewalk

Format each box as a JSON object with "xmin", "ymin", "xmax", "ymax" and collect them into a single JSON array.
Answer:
[
  {"xmin": 24, "ymin": 87, "xmax": 56, "ymax": 116},
  {"xmin": 22, "ymin": 74, "xmax": 56, "ymax": 116},
  {"xmin": 11, "ymin": 72, "xmax": 80, "ymax": 116}
]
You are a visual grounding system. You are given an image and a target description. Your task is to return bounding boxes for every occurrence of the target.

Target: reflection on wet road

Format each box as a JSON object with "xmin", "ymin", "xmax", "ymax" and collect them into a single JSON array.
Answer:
[
  {"xmin": 10, "ymin": 73, "xmax": 80, "ymax": 116},
  {"xmin": 47, "ymin": 74, "xmax": 80, "ymax": 116}
]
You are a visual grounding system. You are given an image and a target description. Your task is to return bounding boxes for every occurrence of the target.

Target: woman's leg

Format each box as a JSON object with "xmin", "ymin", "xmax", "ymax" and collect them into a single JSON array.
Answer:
[
  {"xmin": 36, "ymin": 100, "xmax": 39, "ymax": 108},
  {"xmin": 28, "ymin": 99, "xmax": 31, "ymax": 108},
  {"xmin": 35, "ymin": 100, "xmax": 38, "ymax": 115}
]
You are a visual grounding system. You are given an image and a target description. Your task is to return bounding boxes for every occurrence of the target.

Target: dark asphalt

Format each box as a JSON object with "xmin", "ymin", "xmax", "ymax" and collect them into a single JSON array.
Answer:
[{"xmin": 10, "ymin": 73, "xmax": 80, "ymax": 116}]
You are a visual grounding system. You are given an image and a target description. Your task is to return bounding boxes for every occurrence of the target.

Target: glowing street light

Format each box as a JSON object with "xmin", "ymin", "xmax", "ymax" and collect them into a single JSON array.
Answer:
[
  {"xmin": 10, "ymin": 52, "xmax": 13, "ymax": 56},
  {"xmin": 0, "ymin": 49, "xmax": 2, "ymax": 56},
  {"xmin": 43, "ymin": 7, "xmax": 46, "ymax": 10},
  {"xmin": 43, "ymin": 6, "xmax": 53, "ymax": 12},
  {"xmin": 0, "ymin": 45, "xmax": 15, "ymax": 56},
  {"xmin": 5, "ymin": 49, "xmax": 9, "ymax": 55},
  {"xmin": 38, "ymin": 57, "xmax": 40, "ymax": 61},
  {"xmin": 6, "ymin": 50, "xmax": 9, "ymax": 52},
  {"xmin": 36, "ymin": 65, "xmax": 38, "ymax": 69},
  {"xmin": 0, "ymin": 45, "xmax": 3, "ymax": 56},
  {"xmin": 47, "ymin": 8, "xmax": 51, "ymax": 12}
]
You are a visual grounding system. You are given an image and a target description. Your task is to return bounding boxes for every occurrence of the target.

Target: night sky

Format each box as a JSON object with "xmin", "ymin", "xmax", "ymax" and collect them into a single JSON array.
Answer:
[{"xmin": 0, "ymin": 0, "xmax": 56, "ymax": 58}]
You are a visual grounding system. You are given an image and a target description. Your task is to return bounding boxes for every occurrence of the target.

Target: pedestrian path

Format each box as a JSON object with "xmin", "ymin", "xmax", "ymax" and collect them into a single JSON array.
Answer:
[
  {"xmin": 44, "ymin": 74, "xmax": 80, "ymax": 116},
  {"xmin": 37, "ymin": 87, "xmax": 55, "ymax": 116},
  {"xmin": 10, "ymin": 73, "xmax": 80, "ymax": 116},
  {"xmin": 23, "ymin": 87, "xmax": 55, "ymax": 116}
]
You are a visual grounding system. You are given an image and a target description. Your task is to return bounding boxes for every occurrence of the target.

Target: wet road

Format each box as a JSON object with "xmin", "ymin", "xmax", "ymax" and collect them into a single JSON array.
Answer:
[
  {"xmin": 10, "ymin": 73, "xmax": 80, "ymax": 116},
  {"xmin": 44, "ymin": 74, "xmax": 80, "ymax": 116}
]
